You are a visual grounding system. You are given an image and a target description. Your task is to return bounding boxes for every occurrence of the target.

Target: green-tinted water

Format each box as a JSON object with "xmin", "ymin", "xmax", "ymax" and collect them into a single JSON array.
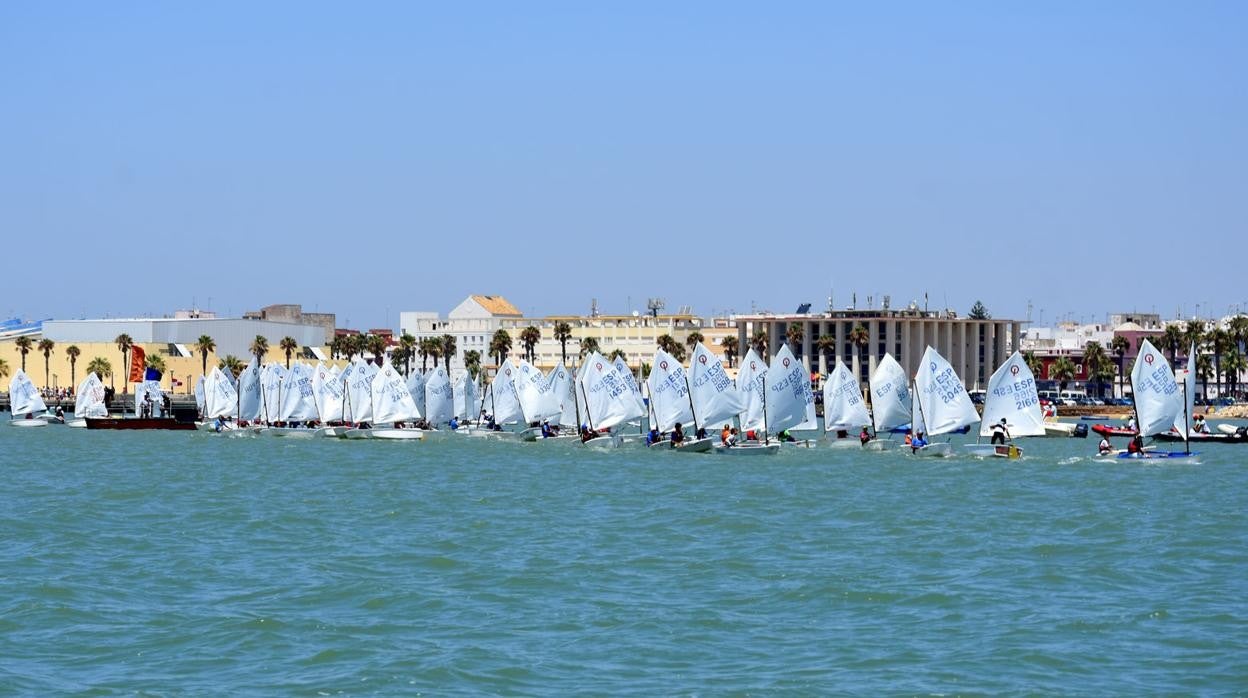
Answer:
[{"xmin": 3, "ymin": 423, "xmax": 1247, "ymax": 693}]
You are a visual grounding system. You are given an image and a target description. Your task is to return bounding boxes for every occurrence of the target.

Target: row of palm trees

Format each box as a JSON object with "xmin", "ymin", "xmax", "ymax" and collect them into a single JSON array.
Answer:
[{"xmin": 743, "ymin": 323, "xmax": 873, "ymax": 375}]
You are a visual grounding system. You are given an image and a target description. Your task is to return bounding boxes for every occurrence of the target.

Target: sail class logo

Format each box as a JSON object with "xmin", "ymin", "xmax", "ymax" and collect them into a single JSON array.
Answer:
[
  {"xmin": 660, "ymin": 361, "xmax": 668, "ymax": 370},
  {"xmin": 782, "ymin": 358, "xmax": 791, "ymax": 368},
  {"xmin": 1010, "ymin": 365, "xmax": 1019, "ymax": 376},
  {"xmin": 1144, "ymin": 354, "xmax": 1154, "ymax": 365},
  {"xmin": 930, "ymin": 362, "xmax": 937, "ymax": 372},
  {"xmin": 698, "ymin": 355, "xmax": 707, "ymax": 364}
]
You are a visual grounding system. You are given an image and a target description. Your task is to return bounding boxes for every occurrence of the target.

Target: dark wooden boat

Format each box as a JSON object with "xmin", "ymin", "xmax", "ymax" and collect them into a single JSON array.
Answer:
[
  {"xmin": 85, "ymin": 417, "xmax": 197, "ymax": 431},
  {"xmin": 1153, "ymin": 431, "xmax": 1246, "ymax": 444}
]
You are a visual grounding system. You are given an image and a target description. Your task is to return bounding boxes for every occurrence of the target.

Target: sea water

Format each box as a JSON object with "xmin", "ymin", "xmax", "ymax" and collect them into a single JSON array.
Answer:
[{"xmin": 2, "ymin": 423, "xmax": 1246, "ymax": 693}]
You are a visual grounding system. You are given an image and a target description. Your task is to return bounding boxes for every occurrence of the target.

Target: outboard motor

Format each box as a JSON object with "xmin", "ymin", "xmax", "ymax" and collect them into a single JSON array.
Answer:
[
  {"xmin": 1237, "ymin": 425, "xmax": 1247, "ymax": 439},
  {"xmin": 1072, "ymin": 423, "xmax": 1089, "ymax": 439}
]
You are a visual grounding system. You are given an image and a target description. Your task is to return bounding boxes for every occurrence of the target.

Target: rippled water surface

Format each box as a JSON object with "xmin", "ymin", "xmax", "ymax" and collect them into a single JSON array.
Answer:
[{"xmin": 3, "ymin": 423, "xmax": 1247, "ymax": 694}]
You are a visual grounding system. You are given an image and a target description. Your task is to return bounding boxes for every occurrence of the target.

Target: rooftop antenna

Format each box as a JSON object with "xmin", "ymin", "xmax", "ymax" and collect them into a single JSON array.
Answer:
[
  {"xmin": 646, "ymin": 298, "xmax": 666, "ymax": 319},
  {"xmin": 590, "ymin": 298, "xmax": 599, "ymax": 318},
  {"xmin": 852, "ymin": 292, "xmax": 857, "ymax": 310}
]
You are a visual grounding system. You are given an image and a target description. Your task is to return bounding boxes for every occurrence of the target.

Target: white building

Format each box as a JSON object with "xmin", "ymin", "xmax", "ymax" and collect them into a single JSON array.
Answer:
[
  {"xmin": 399, "ymin": 295, "xmax": 523, "ymax": 371},
  {"xmin": 41, "ymin": 318, "xmax": 329, "ymax": 360}
]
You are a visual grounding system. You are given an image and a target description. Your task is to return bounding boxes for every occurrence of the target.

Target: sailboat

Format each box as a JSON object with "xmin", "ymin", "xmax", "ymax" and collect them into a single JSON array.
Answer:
[
  {"xmin": 8, "ymin": 369, "xmax": 49, "ymax": 427},
  {"xmin": 720, "ymin": 348, "xmax": 779, "ymax": 455},
  {"xmin": 67, "ymin": 372, "xmax": 108, "ymax": 427},
  {"xmin": 368, "ymin": 359, "xmax": 425, "ymax": 440},
  {"xmin": 194, "ymin": 376, "xmax": 207, "ymax": 422},
  {"xmin": 612, "ymin": 356, "xmax": 649, "ymax": 441},
  {"xmin": 406, "ymin": 369, "xmax": 428, "ymax": 423},
  {"xmin": 823, "ymin": 359, "xmax": 871, "ymax": 449},
  {"xmin": 311, "ymin": 362, "xmax": 347, "ymax": 436},
  {"xmin": 423, "ymin": 366, "xmax": 454, "ymax": 430},
  {"xmin": 578, "ymin": 351, "xmax": 647, "ymax": 449},
  {"xmin": 515, "ymin": 358, "xmax": 561, "ymax": 437},
  {"xmin": 343, "ymin": 359, "xmax": 379, "ymax": 438},
  {"xmin": 1117, "ymin": 339, "xmax": 1199, "ymax": 463},
  {"xmin": 645, "ymin": 348, "xmax": 710, "ymax": 452},
  {"xmin": 910, "ymin": 346, "xmax": 980, "ymax": 457},
  {"xmin": 864, "ymin": 353, "xmax": 910, "ymax": 451},
  {"xmin": 269, "ymin": 362, "xmax": 318, "ymax": 437},
  {"xmin": 688, "ymin": 341, "xmax": 746, "ymax": 447},
  {"xmin": 964, "ymin": 351, "xmax": 1044, "ymax": 458},
  {"xmin": 452, "ymin": 371, "xmax": 479, "ymax": 425},
  {"xmin": 763, "ymin": 345, "xmax": 816, "ymax": 446},
  {"xmin": 204, "ymin": 366, "xmax": 240, "ymax": 430},
  {"xmin": 541, "ymin": 362, "xmax": 580, "ymax": 440}
]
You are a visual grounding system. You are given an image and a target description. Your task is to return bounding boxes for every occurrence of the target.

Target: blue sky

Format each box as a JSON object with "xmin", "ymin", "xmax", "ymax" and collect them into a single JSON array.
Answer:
[{"xmin": 3, "ymin": 2, "xmax": 1245, "ymax": 329}]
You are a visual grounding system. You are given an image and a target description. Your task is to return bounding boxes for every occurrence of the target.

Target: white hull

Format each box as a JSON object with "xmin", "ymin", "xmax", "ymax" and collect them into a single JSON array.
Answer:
[
  {"xmin": 582, "ymin": 434, "xmax": 625, "ymax": 449},
  {"xmin": 10, "ymin": 418, "xmax": 48, "ymax": 427},
  {"xmin": 824, "ymin": 438, "xmax": 861, "ymax": 449},
  {"xmin": 65, "ymin": 418, "xmax": 87, "ymax": 428},
  {"xmin": 266, "ymin": 427, "xmax": 318, "ymax": 438},
  {"xmin": 911, "ymin": 442, "xmax": 954, "ymax": 458},
  {"xmin": 649, "ymin": 437, "xmax": 714, "ymax": 453},
  {"xmin": 343, "ymin": 428, "xmax": 374, "ymax": 439},
  {"xmin": 1043, "ymin": 421, "xmax": 1077, "ymax": 437},
  {"xmin": 964, "ymin": 443, "xmax": 1023, "ymax": 459},
  {"xmin": 714, "ymin": 443, "xmax": 781, "ymax": 456},
  {"xmin": 537, "ymin": 434, "xmax": 580, "ymax": 442},
  {"xmin": 316, "ymin": 426, "xmax": 348, "ymax": 438},
  {"xmin": 780, "ymin": 439, "xmax": 818, "ymax": 449},
  {"xmin": 1217, "ymin": 424, "xmax": 1240, "ymax": 436},
  {"xmin": 370, "ymin": 428, "xmax": 425, "ymax": 440}
]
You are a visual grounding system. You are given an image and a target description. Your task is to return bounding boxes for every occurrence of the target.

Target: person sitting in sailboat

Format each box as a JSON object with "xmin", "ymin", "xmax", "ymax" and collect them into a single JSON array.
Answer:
[
  {"xmin": 990, "ymin": 418, "xmax": 1011, "ymax": 445},
  {"xmin": 1127, "ymin": 435, "xmax": 1144, "ymax": 455},
  {"xmin": 1193, "ymin": 415, "xmax": 1210, "ymax": 434},
  {"xmin": 721, "ymin": 424, "xmax": 732, "ymax": 445},
  {"xmin": 859, "ymin": 427, "xmax": 871, "ymax": 445},
  {"xmin": 910, "ymin": 432, "xmax": 928, "ymax": 453},
  {"xmin": 1097, "ymin": 436, "xmax": 1113, "ymax": 456},
  {"xmin": 670, "ymin": 423, "xmax": 686, "ymax": 448},
  {"xmin": 1126, "ymin": 415, "xmax": 1137, "ymax": 431},
  {"xmin": 725, "ymin": 427, "xmax": 740, "ymax": 447}
]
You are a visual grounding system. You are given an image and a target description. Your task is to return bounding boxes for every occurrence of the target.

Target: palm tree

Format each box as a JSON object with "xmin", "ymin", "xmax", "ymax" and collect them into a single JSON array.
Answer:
[
  {"xmin": 578, "ymin": 336, "xmax": 600, "ymax": 358},
  {"xmin": 423, "ymin": 336, "xmax": 442, "ymax": 371},
  {"xmin": 38, "ymin": 338, "xmax": 55, "ymax": 388},
  {"xmin": 685, "ymin": 331, "xmax": 705, "ymax": 351},
  {"xmin": 114, "ymin": 334, "xmax": 133, "ymax": 388},
  {"xmin": 340, "ymin": 335, "xmax": 360, "ymax": 362},
  {"xmin": 15, "ymin": 335, "xmax": 34, "ymax": 372},
  {"xmin": 279, "ymin": 336, "xmax": 299, "ymax": 368},
  {"xmin": 849, "ymin": 323, "xmax": 869, "ymax": 383},
  {"xmin": 751, "ymin": 329, "xmax": 768, "ymax": 355},
  {"xmin": 1023, "ymin": 350, "xmax": 1044, "ymax": 379},
  {"xmin": 553, "ymin": 322, "xmax": 573, "ymax": 364},
  {"xmin": 0, "ymin": 357, "xmax": 9, "ymax": 379},
  {"xmin": 815, "ymin": 334, "xmax": 836, "ymax": 374},
  {"xmin": 519, "ymin": 325, "xmax": 541, "ymax": 363},
  {"xmin": 145, "ymin": 352, "xmax": 167, "ymax": 375},
  {"xmin": 608, "ymin": 348, "xmax": 627, "ymax": 362},
  {"xmin": 250, "ymin": 335, "xmax": 269, "ymax": 366},
  {"xmin": 463, "ymin": 350, "xmax": 482, "ymax": 380},
  {"xmin": 1222, "ymin": 347, "xmax": 1246, "ymax": 398},
  {"xmin": 65, "ymin": 345, "xmax": 81, "ymax": 389},
  {"xmin": 1160, "ymin": 324, "xmax": 1184, "ymax": 365},
  {"xmin": 785, "ymin": 323, "xmax": 804, "ymax": 355},
  {"xmin": 1196, "ymin": 353, "xmax": 1214, "ymax": 401},
  {"xmin": 489, "ymin": 329, "xmax": 512, "ymax": 365},
  {"xmin": 657, "ymin": 333, "xmax": 680, "ymax": 356},
  {"xmin": 1231, "ymin": 315, "xmax": 1248, "ymax": 355},
  {"xmin": 720, "ymin": 336, "xmax": 739, "ymax": 368},
  {"xmin": 1184, "ymin": 320, "xmax": 1206, "ymax": 359},
  {"xmin": 441, "ymin": 334, "xmax": 457, "ymax": 374},
  {"xmin": 218, "ymin": 355, "xmax": 246, "ymax": 380},
  {"xmin": 1110, "ymin": 335, "xmax": 1130, "ymax": 398},
  {"xmin": 417, "ymin": 337, "xmax": 434, "ymax": 372},
  {"xmin": 399, "ymin": 333, "xmax": 417, "ymax": 375},
  {"xmin": 86, "ymin": 357, "xmax": 111, "ymax": 382},
  {"xmin": 1083, "ymin": 341, "xmax": 1109, "ymax": 398},
  {"xmin": 1051, "ymin": 356, "xmax": 1077, "ymax": 394},
  {"xmin": 193, "ymin": 335, "xmax": 216, "ymax": 378},
  {"xmin": 1209, "ymin": 328, "xmax": 1231, "ymax": 399},
  {"xmin": 365, "ymin": 334, "xmax": 389, "ymax": 365}
]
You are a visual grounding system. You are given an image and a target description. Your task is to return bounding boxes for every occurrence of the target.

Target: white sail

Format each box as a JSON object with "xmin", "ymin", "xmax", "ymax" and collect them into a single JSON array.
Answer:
[
  {"xmin": 278, "ymin": 362, "xmax": 317, "ymax": 422},
  {"xmin": 488, "ymin": 359, "xmax": 524, "ymax": 424},
  {"xmin": 134, "ymin": 380, "xmax": 164, "ymax": 417},
  {"xmin": 8, "ymin": 370, "xmax": 47, "ymax": 416},
  {"xmin": 688, "ymin": 342, "xmax": 745, "ymax": 430},
  {"xmin": 1131, "ymin": 339, "xmax": 1183, "ymax": 437},
  {"xmin": 612, "ymin": 356, "xmax": 648, "ymax": 415},
  {"xmin": 207, "ymin": 366, "xmax": 239, "ymax": 419},
  {"xmin": 260, "ymin": 363, "xmax": 285, "ymax": 423},
  {"xmin": 647, "ymin": 349, "xmax": 694, "ymax": 432},
  {"xmin": 74, "ymin": 372, "xmax": 108, "ymax": 418},
  {"xmin": 238, "ymin": 357, "xmax": 263, "ymax": 422},
  {"xmin": 572, "ymin": 360, "xmax": 590, "ymax": 427},
  {"xmin": 371, "ymin": 362, "xmax": 421, "ymax": 424},
  {"xmin": 735, "ymin": 348, "xmax": 768, "ymax": 432},
  {"xmin": 453, "ymin": 371, "xmax": 478, "ymax": 421},
  {"xmin": 869, "ymin": 353, "xmax": 911, "ymax": 432},
  {"xmin": 980, "ymin": 351, "xmax": 1045, "ymax": 437},
  {"xmin": 546, "ymin": 362, "xmax": 575, "ymax": 426},
  {"xmin": 194, "ymin": 376, "xmax": 206, "ymax": 416},
  {"xmin": 823, "ymin": 359, "xmax": 871, "ymax": 432},
  {"xmin": 1173, "ymin": 342, "xmax": 1196, "ymax": 438},
  {"xmin": 914, "ymin": 346, "xmax": 980, "ymax": 436},
  {"xmin": 406, "ymin": 370, "xmax": 427, "ymax": 417},
  {"xmin": 424, "ymin": 366, "xmax": 453, "ymax": 425},
  {"xmin": 515, "ymin": 359, "xmax": 560, "ymax": 423},
  {"xmin": 910, "ymin": 381, "xmax": 926, "ymax": 435},
  {"xmin": 345, "ymin": 360, "xmax": 377, "ymax": 423},
  {"xmin": 763, "ymin": 345, "xmax": 814, "ymax": 435},
  {"xmin": 312, "ymin": 362, "xmax": 345, "ymax": 423},
  {"xmin": 581, "ymin": 352, "xmax": 646, "ymax": 430}
]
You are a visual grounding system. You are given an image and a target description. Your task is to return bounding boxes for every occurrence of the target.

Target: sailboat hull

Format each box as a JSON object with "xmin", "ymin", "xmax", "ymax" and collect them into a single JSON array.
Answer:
[
  {"xmin": 910, "ymin": 442, "xmax": 954, "ymax": 458},
  {"xmin": 964, "ymin": 443, "xmax": 1023, "ymax": 459},
  {"xmin": 370, "ymin": 428, "xmax": 425, "ymax": 440},
  {"xmin": 861, "ymin": 439, "xmax": 898, "ymax": 451},
  {"xmin": 824, "ymin": 438, "xmax": 861, "ymax": 449},
  {"xmin": 10, "ymin": 418, "xmax": 48, "ymax": 427},
  {"xmin": 714, "ymin": 443, "xmax": 781, "ymax": 456}
]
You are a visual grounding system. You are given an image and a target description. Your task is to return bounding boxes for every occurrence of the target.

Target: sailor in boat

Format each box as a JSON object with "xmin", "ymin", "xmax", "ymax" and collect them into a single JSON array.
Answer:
[
  {"xmin": 449, "ymin": 416, "xmax": 459, "ymax": 430},
  {"xmin": 720, "ymin": 424, "xmax": 732, "ymax": 445},
  {"xmin": 1126, "ymin": 435, "xmax": 1145, "ymax": 456},
  {"xmin": 670, "ymin": 423, "xmax": 686, "ymax": 448},
  {"xmin": 1193, "ymin": 414, "xmax": 1210, "ymax": 434},
  {"xmin": 646, "ymin": 427, "xmax": 662, "ymax": 446},
  {"xmin": 725, "ymin": 427, "xmax": 740, "ymax": 447},
  {"xmin": 990, "ymin": 418, "xmax": 1011, "ymax": 445},
  {"xmin": 1126, "ymin": 415, "xmax": 1137, "ymax": 431},
  {"xmin": 1097, "ymin": 435, "xmax": 1113, "ymax": 456},
  {"xmin": 859, "ymin": 427, "xmax": 872, "ymax": 446},
  {"xmin": 910, "ymin": 432, "xmax": 928, "ymax": 453}
]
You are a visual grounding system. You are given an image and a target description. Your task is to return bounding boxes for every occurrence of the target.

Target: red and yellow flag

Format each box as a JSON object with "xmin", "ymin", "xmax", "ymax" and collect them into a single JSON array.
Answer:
[{"xmin": 128, "ymin": 345, "xmax": 147, "ymax": 383}]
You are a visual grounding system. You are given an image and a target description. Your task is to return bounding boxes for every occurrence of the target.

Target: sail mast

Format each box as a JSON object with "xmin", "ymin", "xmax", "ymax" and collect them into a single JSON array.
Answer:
[
  {"xmin": 683, "ymin": 374, "xmax": 700, "ymax": 433},
  {"xmin": 761, "ymin": 374, "xmax": 770, "ymax": 445}
]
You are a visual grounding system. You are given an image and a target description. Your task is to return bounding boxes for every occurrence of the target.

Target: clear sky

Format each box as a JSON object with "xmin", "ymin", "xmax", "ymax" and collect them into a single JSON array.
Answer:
[{"xmin": 3, "ymin": 2, "xmax": 1245, "ymax": 330}]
